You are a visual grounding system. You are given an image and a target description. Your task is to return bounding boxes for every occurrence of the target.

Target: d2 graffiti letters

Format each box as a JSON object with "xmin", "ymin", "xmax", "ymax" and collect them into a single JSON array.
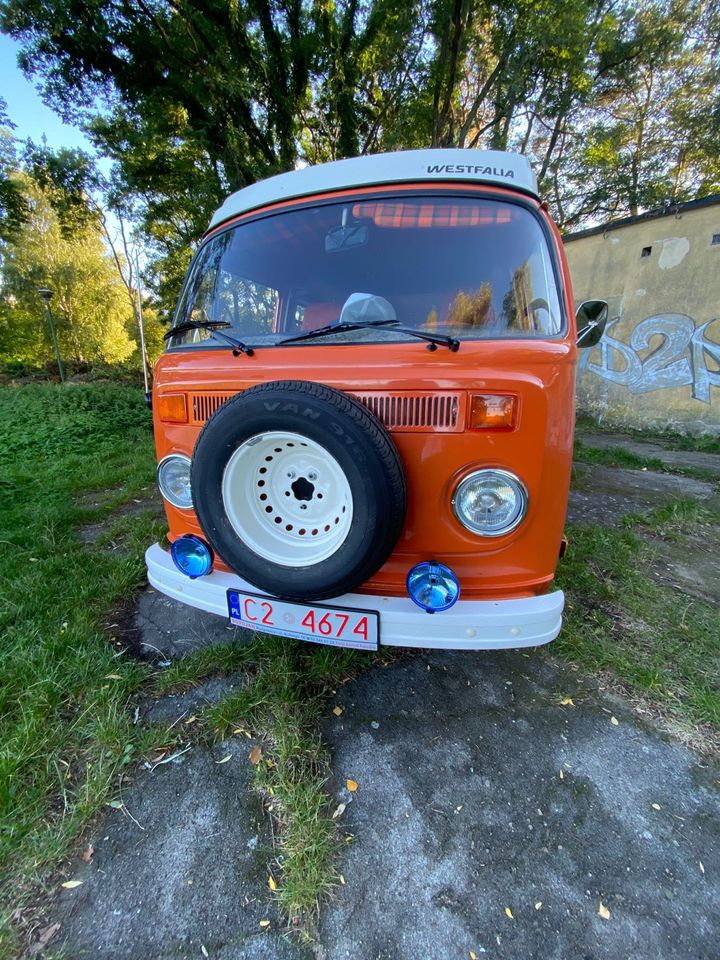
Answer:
[{"xmin": 579, "ymin": 313, "xmax": 720, "ymax": 403}]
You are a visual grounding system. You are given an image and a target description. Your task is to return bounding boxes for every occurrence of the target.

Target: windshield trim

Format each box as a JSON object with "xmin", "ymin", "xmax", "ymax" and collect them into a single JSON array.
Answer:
[{"xmin": 166, "ymin": 187, "xmax": 568, "ymax": 350}]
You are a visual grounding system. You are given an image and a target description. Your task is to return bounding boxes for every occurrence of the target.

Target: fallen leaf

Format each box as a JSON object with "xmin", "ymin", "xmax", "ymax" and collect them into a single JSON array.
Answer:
[
  {"xmin": 505, "ymin": 907, "xmax": 513, "ymax": 919},
  {"xmin": 470, "ymin": 952, "xmax": 478, "ymax": 959},
  {"xmin": 559, "ymin": 698, "xmax": 575, "ymax": 707},
  {"xmin": 201, "ymin": 946, "xmax": 209, "ymax": 958},
  {"xmin": 105, "ymin": 674, "xmax": 123, "ymax": 680},
  {"xmin": 268, "ymin": 876, "xmax": 277, "ymax": 891},
  {"xmin": 82, "ymin": 844, "xmax": 94, "ymax": 863},
  {"xmin": 339, "ymin": 874, "xmax": 346, "ymax": 885},
  {"xmin": 699, "ymin": 861, "xmax": 705, "ymax": 875},
  {"xmin": 346, "ymin": 779, "xmax": 358, "ymax": 792},
  {"xmin": 651, "ymin": 803, "xmax": 661, "ymax": 811},
  {"xmin": 456, "ymin": 805, "xmax": 463, "ymax": 812},
  {"xmin": 215, "ymin": 754, "xmax": 233, "ymax": 765},
  {"xmin": 259, "ymin": 919, "xmax": 270, "ymax": 928},
  {"xmin": 610, "ymin": 716, "xmax": 619, "ymax": 726},
  {"xmin": 333, "ymin": 706, "xmax": 344, "ymax": 717},
  {"xmin": 185, "ymin": 715, "xmax": 198, "ymax": 725},
  {"xmin": 249, "ymin": 746, "xmax": 262, "ymax": 765},
  {"xmin": 332, "ymin": 802, "xmax": 347, "ymax": 819},
  {"xmin": 535, "ymin": 901, "xmax": 542, "ymax": 910},
  {"xmin": 559, "ymin": 770, "xmax": 564, "ymax": 780},
  {"xmin": 61, "ymin": 880, "xmax": 83, "ymax": 889},
  {"xmin": 107, "ymin": 799, "xmax": 123, "ymax": 809},
  {"xmin": 598, "ymin": 902, "xmax": 611, "ymax": 920}
]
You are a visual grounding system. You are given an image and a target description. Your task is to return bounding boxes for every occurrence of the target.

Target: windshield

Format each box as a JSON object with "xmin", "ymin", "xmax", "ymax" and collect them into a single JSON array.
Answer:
[{"xmin": 167, "ymin": 194, "xmax": 564, "ymax": 349}]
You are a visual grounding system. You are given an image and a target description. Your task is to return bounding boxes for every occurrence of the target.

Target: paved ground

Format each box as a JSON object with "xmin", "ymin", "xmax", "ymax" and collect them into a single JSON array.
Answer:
[
  {"xmin": 48, "ymin": 437, "xmax": 720, "ymax": 959},
  {"xmin": 318, "ymin": 651, "xmax": 719, "ymax": 960},
  {"xmin": 577, "ymin": 432, "xmax": 720, "ymax": 479},
  {"xmin": 568, "ymin": 462, "xmax": 719, "ymax": 527},
  {"xmin": 53, "ymin": 725, "xmax": 310, "ymax": 960}
]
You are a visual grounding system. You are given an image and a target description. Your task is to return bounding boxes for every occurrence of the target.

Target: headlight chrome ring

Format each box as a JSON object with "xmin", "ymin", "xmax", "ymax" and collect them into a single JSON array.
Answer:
[
  {"xmin": 452, "ymin": 468, "xmax": 528, "ymax": 537},
  {"xmin": 157, "ymin": 454, "xmax": 193, "ymax": 509}
]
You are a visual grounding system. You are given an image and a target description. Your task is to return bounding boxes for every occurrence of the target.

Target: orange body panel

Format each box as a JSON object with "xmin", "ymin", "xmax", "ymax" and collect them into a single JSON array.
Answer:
[{"xmin": 152, "ymin": 184, "xmax": 577, "ymax": 601}]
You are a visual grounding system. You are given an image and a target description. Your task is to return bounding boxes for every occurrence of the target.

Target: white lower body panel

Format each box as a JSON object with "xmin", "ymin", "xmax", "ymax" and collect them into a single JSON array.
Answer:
[{"xmin": 145, "ymin": 543, "xmax": 564, "ymax": 650}]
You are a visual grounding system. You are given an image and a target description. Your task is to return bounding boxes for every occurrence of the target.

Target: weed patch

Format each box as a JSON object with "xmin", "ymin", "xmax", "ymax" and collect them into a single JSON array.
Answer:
[{"xmin": 555, "ymin": 519, "xmax": 720, "ymax": 742}]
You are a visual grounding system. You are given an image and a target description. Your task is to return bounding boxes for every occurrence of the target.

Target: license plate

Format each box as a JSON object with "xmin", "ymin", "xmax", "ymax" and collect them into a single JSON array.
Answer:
[{"xmin": 227, "ymin": 590, "xmax": 379, "ymax": 651}]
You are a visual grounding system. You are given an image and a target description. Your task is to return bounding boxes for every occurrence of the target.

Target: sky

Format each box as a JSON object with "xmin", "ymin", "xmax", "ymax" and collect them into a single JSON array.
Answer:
[
  {"xmin": 0, "ymin": 34, "xmax": 95, "ymax": 153},
  {"xmin": 1, "ymin": 34, "xmax": 128, "ymax": 248}
]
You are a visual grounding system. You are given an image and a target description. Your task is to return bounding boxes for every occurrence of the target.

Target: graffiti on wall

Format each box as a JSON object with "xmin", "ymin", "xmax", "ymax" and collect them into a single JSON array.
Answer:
[{"xmin": 579, "ymin": 314, "xmax": 720, "ymax": 403}]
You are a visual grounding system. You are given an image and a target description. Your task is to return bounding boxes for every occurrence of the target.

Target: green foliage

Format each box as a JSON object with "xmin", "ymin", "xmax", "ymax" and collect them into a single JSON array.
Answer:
[
  {"xmin": 0, "ymin": 177, "xmax": 136, "ymax": 365},
  {"xmin": 0, "ymin": 383, "xmax": 170, "ymax": 955},
  {"xmin": 22, "ymin": 139, "xmax": 101, "ymax": 235},
  {"xmin": 0, "ymin": 97, "xmax": 27, "ymax": 239},
  {"xmin": 1, "ymin": 0, "xmax": 717, "ymax": 310},
  {"xmin": 555, "ymin": 518, "xmax": 720, "ymax": 734}
]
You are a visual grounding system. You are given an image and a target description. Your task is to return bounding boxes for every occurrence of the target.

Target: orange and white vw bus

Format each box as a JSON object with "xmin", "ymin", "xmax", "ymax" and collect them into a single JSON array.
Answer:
[{"xmin": 146, "ymin": 149, "xmax": 606, "ymax": 651}]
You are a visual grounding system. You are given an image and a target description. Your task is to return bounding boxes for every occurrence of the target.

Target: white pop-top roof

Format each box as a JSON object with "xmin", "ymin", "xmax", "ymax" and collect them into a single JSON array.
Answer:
[{"xmin": 208, "ymin": 149, "xmax": 538, "ymax": 230}]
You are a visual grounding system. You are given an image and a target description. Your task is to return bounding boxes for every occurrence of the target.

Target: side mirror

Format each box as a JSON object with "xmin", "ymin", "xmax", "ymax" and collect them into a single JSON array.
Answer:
[{"xmin": 576, "ymin": 299, "xmax": 608, "ymax": 348}]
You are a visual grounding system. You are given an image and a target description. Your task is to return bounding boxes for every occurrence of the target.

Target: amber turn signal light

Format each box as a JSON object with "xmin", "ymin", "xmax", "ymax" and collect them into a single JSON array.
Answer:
[
  {"xmin": 158, "ymin": 393, "xmax": 188, "ymax": 424},
  {"xmin": 469, "ymin": 394, "xmax": 516, "ymax": 430}
]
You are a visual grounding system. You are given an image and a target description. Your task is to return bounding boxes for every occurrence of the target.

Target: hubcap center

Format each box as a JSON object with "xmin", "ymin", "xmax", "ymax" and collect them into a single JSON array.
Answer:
[{"xmin": 291, "ymin": 476, "xmax": 315, "ymax": 502}]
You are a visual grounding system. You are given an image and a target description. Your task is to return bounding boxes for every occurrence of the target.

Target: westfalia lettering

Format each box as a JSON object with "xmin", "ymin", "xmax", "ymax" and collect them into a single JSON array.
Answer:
[{"xmin": 426, "ymin": 164, "xmax": 515, "ymax": 178}]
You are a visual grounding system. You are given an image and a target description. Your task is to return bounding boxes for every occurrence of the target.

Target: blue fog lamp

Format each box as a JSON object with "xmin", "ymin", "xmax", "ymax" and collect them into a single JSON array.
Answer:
[
  {"xmin": 171, "ymin": 534, "xmax": 214, "ymax": 579},
  {"xmin": 406, "ymin": 561, "xmax": 460, "ymax": 613}
]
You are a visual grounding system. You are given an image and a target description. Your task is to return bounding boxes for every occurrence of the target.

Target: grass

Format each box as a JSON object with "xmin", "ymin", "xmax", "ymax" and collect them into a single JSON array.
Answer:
[
  {"xmin": 555, "ymin": 512, "xmax": 720, "ymax": 740},
  {"xmin": 573, "ymin": 436, "xmax": 720, "ymax": 482},
  {"xmin": 0, "ymin": 383, "xmax": 177, "ymax": 954},
  {"xmin": 576, "ymin": 412, "xmax": 720, "ymax": 454},
  {"xmin": 163, "ymin": 635, "xmax": 396, "ymax": 923},
  {"xmin": 1, "ymin": 381, "xmax": 717, "ymax": 953},
  {"xmin": 0, "ymin": 381, "xmax": 392, "ymax": 952}
]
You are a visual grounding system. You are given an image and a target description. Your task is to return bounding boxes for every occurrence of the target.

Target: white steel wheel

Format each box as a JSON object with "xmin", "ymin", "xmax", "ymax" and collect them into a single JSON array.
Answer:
[{"xmin": 221, "ymin": 431, "xmax": 354, "ymax": 567}]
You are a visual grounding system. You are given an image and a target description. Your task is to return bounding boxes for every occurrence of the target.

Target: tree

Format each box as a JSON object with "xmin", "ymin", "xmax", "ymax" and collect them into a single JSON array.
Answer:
[
  {"xmin": 2, "ymin": 0, "xmax": 718, "ymax": 305},
  {"xmin": 0, "ymin": 176, "xmax": 136, "ymax": 366},
  {"xmin": 0, "ymin": 97, "xmax": 27, "ymax": 240}
]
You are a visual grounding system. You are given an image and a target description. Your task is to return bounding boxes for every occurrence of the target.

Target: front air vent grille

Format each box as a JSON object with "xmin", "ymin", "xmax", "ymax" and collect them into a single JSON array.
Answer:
[
  {"xmin": 190, "ymin": 393, "xmax": 234, "ymax": 424},
  {"xmin": 189, "ymin": 390, "xmax": 466, "ymax": 432},
  {"xmin": 352, "ymin": 391, "xmax": 465, "ymax": 432}
]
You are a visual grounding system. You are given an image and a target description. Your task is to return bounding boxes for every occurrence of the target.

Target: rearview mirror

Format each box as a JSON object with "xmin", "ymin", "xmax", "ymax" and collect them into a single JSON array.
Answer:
[
  {"xmin": 325, "ymin": 222, "xmax": 369, "ymax": 253},
  {"xmin": 576, "ymin": 300, "xmax": 608, "ymax": 348}
]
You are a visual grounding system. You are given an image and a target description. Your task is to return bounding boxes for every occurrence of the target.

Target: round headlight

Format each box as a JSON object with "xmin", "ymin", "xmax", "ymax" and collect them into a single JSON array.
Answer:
[
  {"xmin": 157, "ymin": 454, "xmax": 193, "ymax": 509},
  {"xmin": 452, "ymin": 469, "xmax": 527, "ymax": 537}
]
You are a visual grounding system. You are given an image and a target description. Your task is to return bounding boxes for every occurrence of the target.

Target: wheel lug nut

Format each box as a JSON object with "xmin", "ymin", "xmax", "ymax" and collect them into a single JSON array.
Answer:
[
  {"xmin": 287, "ymin": 470, "xmax": 295, "ymax": 479},
  {"xmin": 308, "ymin": 471, "xmax": 317, "ymax": 481},
  {"xmin": 300, "ymin": 503, "xmax": 307, "ymax": 510}
]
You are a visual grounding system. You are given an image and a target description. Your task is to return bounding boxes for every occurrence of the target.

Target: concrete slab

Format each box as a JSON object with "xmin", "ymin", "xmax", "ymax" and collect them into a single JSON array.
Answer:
[
  {"xmin": 568, "ymin": 463, "xmax": 718, "ymax": 526},
  {"xmin": 577, "ymin": 434, "xmax": 720, "ymax": 479},
  {"xmin": 319, "ymin": 650, "xmax": 719, "ymax": 960},
  {"xmin": 51, "ymin": 740, "xmax": 312, "ymax": 960},
  {"xmin": 133, "ymin": 587, "xmax": 251, "ymax": 661}
]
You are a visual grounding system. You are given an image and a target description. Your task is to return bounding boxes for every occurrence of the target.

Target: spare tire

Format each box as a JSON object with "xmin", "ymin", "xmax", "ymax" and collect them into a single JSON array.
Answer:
[{"xmin": 191, "ymin": 380, "xmax": 407, "ymax": 600}]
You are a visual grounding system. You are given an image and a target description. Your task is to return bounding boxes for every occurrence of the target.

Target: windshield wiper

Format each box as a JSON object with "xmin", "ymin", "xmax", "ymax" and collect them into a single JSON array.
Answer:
[
  {"xmin": 277, "ymin": 319, "xmax": 459, "ymax": 352},
  {"xmin": 392, "ymin": 326, "xmax": 460, "ymax": 352},
  {"xmin": 164, "ymin": 320, "xmax": 255, "ymax": 357},
  {"xmin": 277, "ymin": 319, "xmax": 397, "ymax": 346}
]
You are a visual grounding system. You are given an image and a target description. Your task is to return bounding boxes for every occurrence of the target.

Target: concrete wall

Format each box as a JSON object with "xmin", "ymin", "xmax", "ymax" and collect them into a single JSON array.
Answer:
[{"xmin": 564, "ymin": 201, "xmax": 720, "ymax": 435}]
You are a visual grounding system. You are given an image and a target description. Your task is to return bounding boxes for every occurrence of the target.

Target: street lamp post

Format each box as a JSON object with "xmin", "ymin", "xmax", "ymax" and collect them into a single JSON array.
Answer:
[{"xmin": 37, "ymin": 287, "xmax": 65, "ymax": 383}]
